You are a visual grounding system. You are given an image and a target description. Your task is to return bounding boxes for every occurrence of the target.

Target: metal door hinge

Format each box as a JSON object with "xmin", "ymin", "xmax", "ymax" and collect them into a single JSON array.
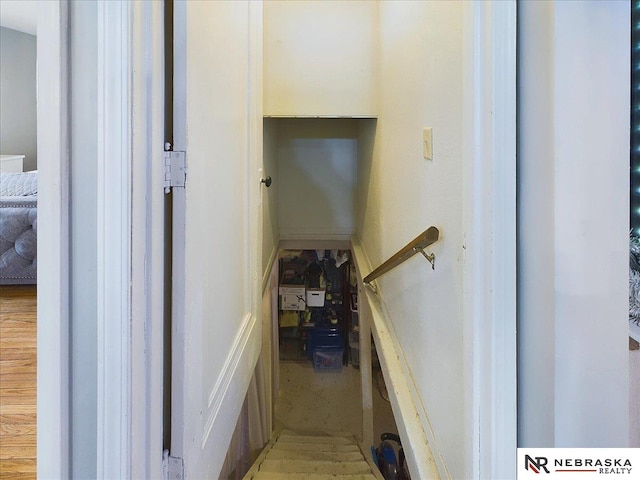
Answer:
[
  {"xmin": 163, "ymin": 450, "xmax": 184, "ymax": 480},
  {"xmin": 164, "ymin": 145, "xmax": 186, "ymax": 193}
]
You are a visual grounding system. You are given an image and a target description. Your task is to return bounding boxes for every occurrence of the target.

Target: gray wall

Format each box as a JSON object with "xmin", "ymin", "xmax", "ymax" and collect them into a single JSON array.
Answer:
[
  {"xmin": 0, "ymin": 27, "xmax": 37, "ymax": 171},
  {"xmin": 70, "ymin": 1, "xmax": 98, "ymax": 477},
  {"xmin": 277, "ymin": 118, "xmax": 358, "ymax": 240}
]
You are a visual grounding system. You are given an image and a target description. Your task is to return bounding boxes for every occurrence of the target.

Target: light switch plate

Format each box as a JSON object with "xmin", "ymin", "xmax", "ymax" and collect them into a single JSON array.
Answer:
[{"xmin": 423, "ymin": 127, "xmax": 433, "ymax": 160}]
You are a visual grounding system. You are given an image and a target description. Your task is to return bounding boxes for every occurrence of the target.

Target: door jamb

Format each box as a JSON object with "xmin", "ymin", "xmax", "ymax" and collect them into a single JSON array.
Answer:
[
  {"xmin": 37, "ymin": 1, "xmax": 70, "ymax": 477},
  {"xmin": 94, "ymin": 2, "xmax": 166, "ymax": 478},
  {"xmin": 128, "ymin": 3, "xmax": 166, "ymax": 477},
  {"xmin": 462, "ymin": 1, "xmax": 517, "ymax": 478},
  {"xmin": 94, "ymin": 2, "xmax": 133, "ymax": 476}
]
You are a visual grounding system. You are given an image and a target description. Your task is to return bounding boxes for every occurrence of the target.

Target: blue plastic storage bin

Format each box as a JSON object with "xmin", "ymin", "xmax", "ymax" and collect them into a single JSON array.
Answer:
[
  {"xmin": 313, "ymin": 348, "xmax": 344, "ymax": 371},
  {"xmin": 307, "ymin": 329, "xmax": 343, "ymax": 359}
]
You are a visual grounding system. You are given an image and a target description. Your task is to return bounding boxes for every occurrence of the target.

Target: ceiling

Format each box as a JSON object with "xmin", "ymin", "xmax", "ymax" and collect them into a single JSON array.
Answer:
[{"xmin": 0, "ymin": 1, "xmax": 37, "ymax": 36}]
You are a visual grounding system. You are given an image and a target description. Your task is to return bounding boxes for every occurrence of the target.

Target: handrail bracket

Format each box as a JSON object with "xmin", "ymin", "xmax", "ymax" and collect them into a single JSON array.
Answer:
[{"xmin": 414, "ymin": 247, "xmax": 435, "ymax": 270}]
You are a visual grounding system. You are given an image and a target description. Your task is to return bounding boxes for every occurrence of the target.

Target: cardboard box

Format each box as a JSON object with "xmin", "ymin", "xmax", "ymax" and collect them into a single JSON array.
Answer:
[
  {"xmin": 280, "ymin": 310, "xmax": 299, "ymax": 327},
  {"xmin": 280, "ymin": 260, "xmax": 306, "ymax": 290},
  {"xmin": 280, "ymin": 292, "xmax": 306, "ymax": 311},
  {"xmin": 279, "ymin": 256, "xmax": 307, "ymax": 311},
  {"xmin": 279, "ymin": 285, "xmax": 305, "ymax": 296},
  {"xmin": 306, "ymin": 288, "xmax": 326, "ymax": 307}
]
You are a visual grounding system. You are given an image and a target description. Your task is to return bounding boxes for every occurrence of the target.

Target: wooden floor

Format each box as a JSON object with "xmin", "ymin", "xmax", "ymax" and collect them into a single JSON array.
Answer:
[{"xmin": 0, "ymin": 286, "xmax": 36, "ymax": 479}]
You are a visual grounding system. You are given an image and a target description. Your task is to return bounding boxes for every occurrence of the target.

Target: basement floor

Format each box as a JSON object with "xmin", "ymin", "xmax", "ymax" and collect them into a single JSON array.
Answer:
[{"xmin": 274, "ymin": 362, "xmax": 398, "ymax": 448}]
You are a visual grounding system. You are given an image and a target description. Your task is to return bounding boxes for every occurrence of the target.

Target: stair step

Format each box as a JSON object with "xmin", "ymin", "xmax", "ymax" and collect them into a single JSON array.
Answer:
[
  {"xmin": 273, "ymin": 442, "xmax": 360, "ymax": 453},
  {"xmin": 259, "ymin": 459, "xmax": 372, "ymax": 475},
  {"xmin": 280, "ymin": 429, "xmax": 355, "ymax": 438},
  {"xmin": 277, "ymin": 434, "xmax": 354, "ymax": 445},
  {"xmin": 266, "ymin": 449, "xmax": 364, "ymax": 462},
  {"xmin": 252, "ymin": 473, "xmax": 378, "ymax": 480}
]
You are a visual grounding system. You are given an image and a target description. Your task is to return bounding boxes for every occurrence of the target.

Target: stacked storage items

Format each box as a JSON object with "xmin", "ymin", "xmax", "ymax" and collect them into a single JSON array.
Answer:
[
  {"xmin": 308, "ymin": 250, "xmax": 346, "ymax": 370},
  {"xmin": 307, "ymin": 310, "xmax": 344, "ymax": 371},
  {"xmin": 279, "ymin": 255, "xmax": 307, "ymax": 312},
  {"xmin": 278, "ymin": 254, "xmax": 308, "ymax": 361},
  {"xmin": 278, "ymin": 249, "xmax": 351, "ymax": 369}
]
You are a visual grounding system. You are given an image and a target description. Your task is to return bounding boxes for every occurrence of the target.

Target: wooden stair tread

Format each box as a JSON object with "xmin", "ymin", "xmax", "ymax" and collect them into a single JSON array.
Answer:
[
  {"xmin": 277, "ymin": 434, "xmax": 354, "ymax": 445},
  {"xmin": 252, "ymin": 473, "xmax": 378, "ymax": 480},
  {"xmin": 259, "ymin": 459, "xmax": 372, "ymax": 474},
  {"xmin": 273, "ymin": 442, "xmax": 360, "ymax": 453},
  {"xmin": 242, "ymin": 430, "xmax": 382, "ymax": 480},
  {"xmin": 280, "ymin": 429, "xmax": 356, "ymax": 438},
  {"xmin": 266, "ymin": 449, "xmax": 364, "ymax": 462}
]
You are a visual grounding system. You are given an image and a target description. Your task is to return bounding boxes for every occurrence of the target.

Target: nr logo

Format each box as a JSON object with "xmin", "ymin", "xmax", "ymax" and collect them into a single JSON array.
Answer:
[{"xmin": 525, "ymin": 455, "xmax": 550, "ymax": 474}]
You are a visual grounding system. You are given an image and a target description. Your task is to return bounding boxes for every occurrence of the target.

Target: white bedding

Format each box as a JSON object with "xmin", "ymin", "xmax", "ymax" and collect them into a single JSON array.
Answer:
[{"xmin": 0, "ymin": 172, "xmax": 38, "ymax": 196}]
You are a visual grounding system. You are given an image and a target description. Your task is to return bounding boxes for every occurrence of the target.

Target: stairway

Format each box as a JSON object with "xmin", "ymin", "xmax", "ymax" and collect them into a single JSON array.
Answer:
[{"xmin": 242, "ymin": 430, "xmax": 385, "ymax": 480}]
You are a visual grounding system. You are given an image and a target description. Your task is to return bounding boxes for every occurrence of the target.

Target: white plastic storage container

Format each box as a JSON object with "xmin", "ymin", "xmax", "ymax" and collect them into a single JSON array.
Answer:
[{"xmin": 306, "ymin": 288, "xmax": 326, "ymax": 307}]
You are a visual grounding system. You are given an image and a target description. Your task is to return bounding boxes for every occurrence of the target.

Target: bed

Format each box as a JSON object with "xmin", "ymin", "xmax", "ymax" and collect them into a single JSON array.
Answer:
[{"xmin": 0, "ymin": 172, "xmax": 37, "ymax": 284}]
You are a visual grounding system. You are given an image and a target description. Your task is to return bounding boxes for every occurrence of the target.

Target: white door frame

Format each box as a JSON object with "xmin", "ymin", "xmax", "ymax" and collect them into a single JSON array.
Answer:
[
  {"xmin": 94, "ymin": 1, "xmax": 166, "ymax": 478},
  {"xmin": 94, "ymin": 1, "xmax": 166, "ymax": 477},
  {"xmin": 37, "ymin": 1, "xmax": 165, "ymax": 477},
  {"xmin": 95, "ymin": 2, "xmax": 132, "ymax": 476},
  {"xmin": 127, "ymin": 2, "xmax": 166, "ymax": 477},
  {"xmin": 462, "ymin": 1, "xmax": 517, "ymax": 478},
  {"xmin": 37, "ymin": 1, "xmax": 70, "ymax": 477}
]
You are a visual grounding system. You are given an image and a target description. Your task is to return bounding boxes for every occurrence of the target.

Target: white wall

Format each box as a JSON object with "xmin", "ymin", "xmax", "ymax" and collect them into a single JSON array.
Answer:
[
  {"xmin": 518, "ymin": 0, "xmax": 630, "ymax": 447},
  {"xmin": 358, "ymin": 1, "xmax": 468, "ymax": 477},
  {"xmin": 263, "ymin": 0, "xmax": 377, "ymax": 117},
  {"xmin": 278, "ymin": 119, "xmax": 358, "ymax": 240},
  {"xmin": 0, "ymin": 26, "xmax": 37, "ymax": 170}
]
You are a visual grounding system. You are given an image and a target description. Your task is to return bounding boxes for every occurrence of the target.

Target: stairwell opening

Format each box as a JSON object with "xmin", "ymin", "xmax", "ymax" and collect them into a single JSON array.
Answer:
[
  {"xmin": 272, "ymin": 247, "xmax": 397, "ymax": 442},
  {"xmin": 261, "ymin": 115, "xmax": 400, "ymax": 448}
]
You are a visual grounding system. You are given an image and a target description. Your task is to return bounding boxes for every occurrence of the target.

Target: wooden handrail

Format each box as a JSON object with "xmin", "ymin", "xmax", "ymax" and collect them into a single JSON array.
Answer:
[{"xmin": 363, "ymin": 227, "xmax": 440, "ymax": 284}]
